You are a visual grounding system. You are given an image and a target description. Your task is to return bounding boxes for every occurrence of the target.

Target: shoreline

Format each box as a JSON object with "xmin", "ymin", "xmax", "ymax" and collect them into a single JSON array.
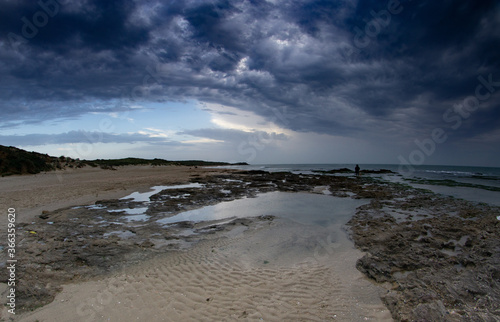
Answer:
[{"xmin": 1, "ymin": 166, "xmax": 499, "ymax": 320}]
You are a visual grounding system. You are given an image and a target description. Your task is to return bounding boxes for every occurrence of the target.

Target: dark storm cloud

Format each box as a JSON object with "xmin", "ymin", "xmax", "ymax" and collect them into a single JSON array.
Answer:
[
  {"xmin": 0, "ymin": 0, "xmax": 150, "ymax": 52},
  {"xmin": 0, "ymin": 0, "xmax": 499, "ymax": 150}
]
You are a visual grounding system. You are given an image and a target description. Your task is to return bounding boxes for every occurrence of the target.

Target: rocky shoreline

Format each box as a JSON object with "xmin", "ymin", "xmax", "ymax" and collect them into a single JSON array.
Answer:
[
  {"xmin": 2, "ymin": 170, "xmax": 499, "ymax": 320},
  {"xmin": 346, "ymin": 181, "xmax": 500, "ymax": 321}
]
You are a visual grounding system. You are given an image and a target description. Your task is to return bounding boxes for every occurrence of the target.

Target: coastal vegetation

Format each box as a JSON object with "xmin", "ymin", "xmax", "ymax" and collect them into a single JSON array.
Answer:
[{"xmin": 0, "ymin": 145, "xmax": 247, "ymax": 176}]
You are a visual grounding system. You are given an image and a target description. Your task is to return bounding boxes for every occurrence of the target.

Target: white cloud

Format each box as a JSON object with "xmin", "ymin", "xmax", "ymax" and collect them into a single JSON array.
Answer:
[
  {"xmin": 203, "ymin": 103, "xmax": 290, "ymax": 136},
  {"xmin": 181, "ymin": 138, "xmax": 225, "ymax": 144},
  {"xmin": 135, "ymin": 128, "xmax": 177, "ymax": 139}
]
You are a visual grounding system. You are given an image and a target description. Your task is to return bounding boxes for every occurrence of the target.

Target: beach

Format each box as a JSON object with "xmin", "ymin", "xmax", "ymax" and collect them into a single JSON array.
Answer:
[
  {"xmin": 0, "ymin": 165, "xmax": 392, "ymax": 321},
  {"xmin": 0, "ymin": 165, "xmax": 233, "ymax": 224},
  {"xmin": 2, "ymin": 0, "xmax": 498, "ymax": 320},
  {"xmin": 1, "ymin": 165, "xmax": 499, "ymax": 321}
]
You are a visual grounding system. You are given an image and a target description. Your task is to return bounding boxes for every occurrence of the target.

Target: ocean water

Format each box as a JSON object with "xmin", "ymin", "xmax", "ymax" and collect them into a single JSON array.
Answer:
[
  {"xmin": 218, "ymin": 163, "xmax": 500, "ymax": 179},
  {"xmin": 215, "ymin": 164, "xmax": 500, "ymax": 206}
]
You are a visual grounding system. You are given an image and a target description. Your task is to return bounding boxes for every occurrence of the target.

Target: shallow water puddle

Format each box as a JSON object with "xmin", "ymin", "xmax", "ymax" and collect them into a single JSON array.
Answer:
[
  {"xmin": 108, "ymin": 207, "xmax": 149, "ymax": 215},
  {"xmin": 123, "ymin": 214, "xmax": 150, "ymax": 222},
  {"xmin": 157, "ymin": 191, "xmax": 367, "ymax": 227},
  {"xmin": 87, "ymin": 183, "xmax": 204, "ymax": 223},
  {"xmin": 120, "ymin": 183, "xmax": 204, "ymax": 202}
]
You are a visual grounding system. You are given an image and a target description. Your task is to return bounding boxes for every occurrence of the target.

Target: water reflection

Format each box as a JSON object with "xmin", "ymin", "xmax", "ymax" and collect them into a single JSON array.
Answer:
[{"xmin": 157, "ymin": 191, "xmax": 367, "ymax": 227}]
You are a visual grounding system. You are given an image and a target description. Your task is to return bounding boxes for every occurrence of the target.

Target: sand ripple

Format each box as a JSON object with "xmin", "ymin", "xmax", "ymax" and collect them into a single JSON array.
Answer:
[{"xmin": 19, "ymin": 220, "xmax": 391, "ymax": 321}]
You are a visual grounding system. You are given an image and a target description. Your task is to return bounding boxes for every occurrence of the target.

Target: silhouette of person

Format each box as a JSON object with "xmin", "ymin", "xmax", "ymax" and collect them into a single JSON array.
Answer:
[{"xmin": 355, "ymin": 164, "xmax": 360, "ymax": 176}]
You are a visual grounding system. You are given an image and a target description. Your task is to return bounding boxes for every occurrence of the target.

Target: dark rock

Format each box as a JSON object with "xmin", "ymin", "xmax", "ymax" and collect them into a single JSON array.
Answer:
[
  {"xmin": 323, "ymin": 168, "xmax": 353, "ymax": 174},
  {"xmin": 356, "ymin": 255, "xmax": 394, "ymax": 283},
  {"xmin": 39, "ymin": 211, "xmax": 50, "ymax": 219},
  {"xmin": 361, "ymin": 169, "xmax": 395, "ymax": 174},
  {"xmin": 413, "ymin": 300, "xmax": 448, "ymax": 321},
  {"xmin": 173, "ymin": 221, "xmax": 195, "ymax": 229},
  {"xmin": 138, "ymin": 240, "xmax": 155, "ymax": 248},
  {"xmin": 234, "ymin": 170, "xmax": 269, "ymax": 175},
  {"xmin": 347, "ymin": 187, "xmax": 500, "ymax": 321}
]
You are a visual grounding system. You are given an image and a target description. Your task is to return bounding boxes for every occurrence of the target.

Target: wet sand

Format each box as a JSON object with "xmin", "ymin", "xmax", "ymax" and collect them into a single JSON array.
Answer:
[{"xmin": 16, "ymin": 219, "xmax": 391, "ymax": 321}]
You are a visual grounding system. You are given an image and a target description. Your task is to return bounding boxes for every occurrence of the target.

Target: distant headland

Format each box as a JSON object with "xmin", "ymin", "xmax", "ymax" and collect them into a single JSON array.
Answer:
[{"xmin": 0, "ymin": 145, "xmax": 248, "ymax": 176}]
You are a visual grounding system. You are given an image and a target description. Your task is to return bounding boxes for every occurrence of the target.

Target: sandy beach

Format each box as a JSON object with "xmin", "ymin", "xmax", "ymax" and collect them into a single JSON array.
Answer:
[
  {"xmin": 1, "ymin": 166, "xmax": 392, "ymax": 321},
  {"xmin": 0, "ymin": 165, "xmax": 232, "ymax": 224},
  {"xmin": 13, "ymin": 217, "xmax": 391, "ymax": 321},
  {"xmin": 1, "ymin": 165, "xmax": 499, "ymax": 321}
]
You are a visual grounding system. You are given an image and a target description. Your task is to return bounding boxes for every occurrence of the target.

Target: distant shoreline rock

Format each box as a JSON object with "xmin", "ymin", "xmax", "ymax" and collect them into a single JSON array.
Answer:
[
  {"xmin": 361, "ymin": 169, "xmax": 395, "ymax": 174},
  {"xmin": 313, "ymin": 168, "xmax": 395, "ymax": 174}
]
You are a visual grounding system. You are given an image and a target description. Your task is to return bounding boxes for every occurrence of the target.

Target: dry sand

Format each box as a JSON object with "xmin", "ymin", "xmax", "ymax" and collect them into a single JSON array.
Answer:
[
  {"xmin": 0, "ymin": 165, "xmax": 230, "ymax": 224},
  {"xmin": 0, "ymin": 166, "xmax": 392, "ymax": 321}
]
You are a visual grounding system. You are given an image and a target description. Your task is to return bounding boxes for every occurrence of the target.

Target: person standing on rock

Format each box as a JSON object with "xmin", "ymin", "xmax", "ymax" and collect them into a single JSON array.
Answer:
[{"xmin": 355, "ymin": 164, "xmax": 360, "ymax": 176}]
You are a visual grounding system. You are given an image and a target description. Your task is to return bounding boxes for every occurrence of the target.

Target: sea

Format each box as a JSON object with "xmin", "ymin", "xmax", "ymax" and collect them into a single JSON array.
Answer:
[{"xmin": 213, "ymin": 164, "xmax": 500, "ymax": 206}]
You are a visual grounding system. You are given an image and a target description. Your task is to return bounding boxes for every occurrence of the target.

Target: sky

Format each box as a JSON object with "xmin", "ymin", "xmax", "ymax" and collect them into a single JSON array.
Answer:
[{"xmin": 0, "ymin": 0, "xmax": 499, "ymax": 166}]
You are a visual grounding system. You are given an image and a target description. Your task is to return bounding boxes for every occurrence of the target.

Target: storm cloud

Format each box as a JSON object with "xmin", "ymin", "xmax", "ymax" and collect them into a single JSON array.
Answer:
[{"xmin": 0, "ymin": 0, "xmax": 499, "ymax": 163}]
